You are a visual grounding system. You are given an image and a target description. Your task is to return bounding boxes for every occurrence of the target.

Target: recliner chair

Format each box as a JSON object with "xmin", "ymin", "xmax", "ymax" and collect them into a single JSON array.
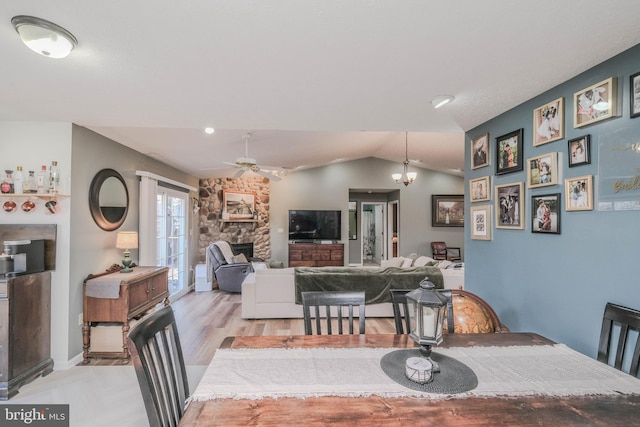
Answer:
[{"xmin": 206, "ymin": 241, "xmax": 254, "ymax": 293}]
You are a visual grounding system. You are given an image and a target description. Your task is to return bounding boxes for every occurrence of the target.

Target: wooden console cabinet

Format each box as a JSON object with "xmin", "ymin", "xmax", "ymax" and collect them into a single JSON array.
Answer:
[
  {"xmin": 289, "ymin": 243, "xmax": 344, "ymax": 267},
  {"xmin": 0, "ymin": 271, "xmax": 53, "ymax": 400},
  {"xmin": 82, "ymin": 266, "xmax": 169, "ymax": 363}
]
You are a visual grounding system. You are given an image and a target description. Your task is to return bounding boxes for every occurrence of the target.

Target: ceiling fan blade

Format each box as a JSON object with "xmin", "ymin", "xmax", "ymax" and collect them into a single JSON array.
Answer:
[
  {"xmin": 233, "ymin": 168, "xmax": 246, "ymax": 178},
  {"xmin": 254, "ymin": 169, "xmax": 281, "ymax": 181},
  {"xmin": 223, "ymin": 161, "xmax": 242, "ymax": 167},
  {"xmin": 256, "ymin": 164, "xmax": 286, "ymax": 173}
]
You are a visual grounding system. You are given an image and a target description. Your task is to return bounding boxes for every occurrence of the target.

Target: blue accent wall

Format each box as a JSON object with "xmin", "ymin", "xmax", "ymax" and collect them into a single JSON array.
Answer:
[{"xmin": 465, "ymin": 43, "xmax": 640, "ymax": 358}]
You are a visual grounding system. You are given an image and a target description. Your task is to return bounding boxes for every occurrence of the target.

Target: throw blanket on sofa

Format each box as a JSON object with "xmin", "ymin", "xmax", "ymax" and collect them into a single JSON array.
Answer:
[{"xmin": 294, "ymin": 266, "xmax": 443, "ymax": 305}]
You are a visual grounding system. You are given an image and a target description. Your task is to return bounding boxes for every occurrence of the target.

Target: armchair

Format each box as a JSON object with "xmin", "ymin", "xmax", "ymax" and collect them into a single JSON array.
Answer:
[
  {"xmin": 206, "ymin": 241, "xmax": 254, "ymax": 293},
  {"xmin": 431, "ymin": 241, "xmax": 462, "ymax": 262}
]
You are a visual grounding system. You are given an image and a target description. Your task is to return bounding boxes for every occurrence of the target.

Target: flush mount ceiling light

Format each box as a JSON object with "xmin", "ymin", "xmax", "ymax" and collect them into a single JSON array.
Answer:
[
  {"xmin": 204, "ymin": 127, "xmax": 215, "ymax": 134},
  {"xmin": 392, "ymin": 132, "xmax": 417, "ymax": 186},
  {"xmin": 431, "ymin": 95, "xmax": 455, "ymax": 109},
  {"xmin": 11, "ymin": 15, "xmax": 78, "ymax": 59}
]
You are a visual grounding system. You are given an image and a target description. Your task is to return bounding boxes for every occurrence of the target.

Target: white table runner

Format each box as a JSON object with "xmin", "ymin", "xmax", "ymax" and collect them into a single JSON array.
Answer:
[
  {"xmin": 191, "ymin": 344, "xmax": 640, "ymax": 401},
  {"xmin": 85, "ymin": 266, "xmax": 158, "ymax": 298}
]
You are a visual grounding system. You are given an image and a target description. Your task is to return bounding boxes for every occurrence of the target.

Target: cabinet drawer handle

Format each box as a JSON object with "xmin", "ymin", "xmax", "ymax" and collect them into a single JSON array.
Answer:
[{"xmin": 146, "ymin": 289, "xmax": 150, "ymax": 294}]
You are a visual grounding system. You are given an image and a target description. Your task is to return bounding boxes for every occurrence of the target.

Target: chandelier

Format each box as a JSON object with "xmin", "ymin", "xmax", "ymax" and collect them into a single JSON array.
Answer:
[{"xmin": 392, "ymin": 132, "xmax": 417, "ymax": 186}]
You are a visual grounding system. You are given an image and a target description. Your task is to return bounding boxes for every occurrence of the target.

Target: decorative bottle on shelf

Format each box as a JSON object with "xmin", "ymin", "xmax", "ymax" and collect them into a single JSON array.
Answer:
[
  {"xmin": 49, "ymin": 161, "xmax": 59, "ymax": 194},
  {"xmin": 26, "ymin": 170, "xmax": 36, "ymax": 193},
  {"xmin": 13, "ymin": 166, "xmax": 24, "ymax": 194},
  {"xmin": 1, "ymin": 170, "xmax": 13, "ymax": 194},
  {"xmin": 36, "ymin": 165, "xmax": 48, "ymax": 194}
]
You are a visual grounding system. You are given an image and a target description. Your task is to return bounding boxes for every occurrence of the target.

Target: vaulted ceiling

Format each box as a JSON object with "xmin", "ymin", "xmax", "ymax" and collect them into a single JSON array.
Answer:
[{"xmin": 3, "ymin": 1, "xmax": 640, "ymax": 178}]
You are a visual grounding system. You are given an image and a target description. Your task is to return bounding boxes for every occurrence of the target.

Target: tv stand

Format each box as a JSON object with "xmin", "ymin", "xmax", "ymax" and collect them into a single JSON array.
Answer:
[{"xmin": 288, "ymin": 242, "xmax": 344, "ymax": 267}]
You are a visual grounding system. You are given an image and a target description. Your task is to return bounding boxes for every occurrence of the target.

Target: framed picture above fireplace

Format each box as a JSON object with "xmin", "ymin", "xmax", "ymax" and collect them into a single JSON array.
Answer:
[{"xmin": 223, "ymin": 190, "xmax": 256, "ymax": 220}]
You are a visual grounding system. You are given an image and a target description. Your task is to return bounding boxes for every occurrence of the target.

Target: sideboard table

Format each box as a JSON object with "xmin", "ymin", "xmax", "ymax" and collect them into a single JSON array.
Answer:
[{"xmin": 82, "ymin": 266, "xmax": 169, "ymax": 363}]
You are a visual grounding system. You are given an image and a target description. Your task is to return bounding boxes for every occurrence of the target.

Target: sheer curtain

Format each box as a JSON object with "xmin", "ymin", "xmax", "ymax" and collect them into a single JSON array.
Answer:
[{"xmin": 138, "ymin": 174, "xmax": 158, "ymax": 266}]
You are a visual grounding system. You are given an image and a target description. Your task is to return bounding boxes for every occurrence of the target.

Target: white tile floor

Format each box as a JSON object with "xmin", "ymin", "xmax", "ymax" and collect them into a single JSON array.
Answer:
[{"xmin": 0, "ymin": 365, "xmax": 207, "ymax": 427}]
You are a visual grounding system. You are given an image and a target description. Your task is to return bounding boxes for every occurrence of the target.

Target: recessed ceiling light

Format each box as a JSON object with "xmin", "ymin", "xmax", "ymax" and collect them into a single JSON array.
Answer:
[
  {"xmin": 431, "ymin": 95, "xmax": 455, "ymax": 109},
  {"xmin": 204, "ymin": 127, "xmax": 215, "ymax": 134}
]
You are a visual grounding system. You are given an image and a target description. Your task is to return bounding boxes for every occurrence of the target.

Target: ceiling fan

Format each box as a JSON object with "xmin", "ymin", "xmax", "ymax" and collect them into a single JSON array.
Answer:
[{"xmin": 223, "ymin": 132, "xmax": 287, "ymax": 181}]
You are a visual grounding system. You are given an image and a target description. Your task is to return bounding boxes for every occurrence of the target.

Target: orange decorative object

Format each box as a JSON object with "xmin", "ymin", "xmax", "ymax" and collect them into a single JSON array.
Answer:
[{"xmin": 442, "ymin": 290, "xmax": 509, "ymax": 334}]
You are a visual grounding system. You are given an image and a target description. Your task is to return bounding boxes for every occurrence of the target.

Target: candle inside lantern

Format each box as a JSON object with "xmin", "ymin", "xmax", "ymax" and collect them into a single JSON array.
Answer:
[{"xmin": 422, "ymin": 307, "xmax": 435, "ymax": 337}]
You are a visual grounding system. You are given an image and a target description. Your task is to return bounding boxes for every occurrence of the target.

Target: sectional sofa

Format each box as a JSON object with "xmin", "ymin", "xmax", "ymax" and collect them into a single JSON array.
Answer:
[{"xmin": 241, "ymin": 262, "xmax": 464, "ymax": 319}]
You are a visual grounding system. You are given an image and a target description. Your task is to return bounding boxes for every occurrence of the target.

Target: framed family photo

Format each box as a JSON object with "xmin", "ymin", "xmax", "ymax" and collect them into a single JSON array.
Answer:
[
  {"xmin": 573, "ymin": 77, "xmax": 617, "ymax": 128},
  {"xmin": 531, "ymin": 193, "xmax": 561, "ymax": 234},
  {"xmin": 568, "ymin": 135, "xmax": 591, "ymax": 167},
  {"xmin": 470, "ymin": 205, "xmax": 492, "ymax": 240},
  {"xmin": 630, "ymin": 71, "xmax": 640, "ymax": 118},
  {"xmin": 565, "ymin": 175, "xmax": 593, "ymax": 211},
  {"xmin": 526, "ymin": 152, "xmax": 558, "ymax": 188},
  {"xmin": 496, "ymin": 129, "xmax": 524, "ymax": 175},
  {"xmin": 533, "ymin": 97, "xmax": 564, "ymax": 146},
  {"xmin": 431, "ymin": 195, "xmax": 464, "ymax": 227},
  {"xmin": 494, "ymin": 182, "xmax": 524, "ymax": 229},
  {"xmin": 222, "ymin": 190, "xmax": 256, "ymax": 219},
  {"xmin": 470, "ymin": 176, "xmax": 490, "ymax": 202},
  {"xmin": 471, "ymin": 133, "xmax": 490, "ymax": 169}
]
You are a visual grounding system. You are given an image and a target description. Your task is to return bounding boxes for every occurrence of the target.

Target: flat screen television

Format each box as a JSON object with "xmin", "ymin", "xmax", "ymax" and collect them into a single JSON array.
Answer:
[{"xmin": 289, "ymin": 210, "xmax": 342, "ymax": 241}]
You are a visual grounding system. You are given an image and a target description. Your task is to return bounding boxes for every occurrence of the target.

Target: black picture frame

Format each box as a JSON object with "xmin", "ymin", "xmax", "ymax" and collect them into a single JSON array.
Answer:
[
  {"xmin": 495, "ymin": 129, "xmax": 524, "ymax": 175},
  {"xmin": 630, "ymin": 71, "xmax": 640, "ymax": 118},
  {"xmin": 568, "ymin": 135, "xmax": 591, "ymax": 167},
  {"xmin": 531, "ymin": 193, "xmax": 561, "ymax": 234},
  {"xmin": 431, "ymin": 195, "xmax": 464, "ymax": 227}
]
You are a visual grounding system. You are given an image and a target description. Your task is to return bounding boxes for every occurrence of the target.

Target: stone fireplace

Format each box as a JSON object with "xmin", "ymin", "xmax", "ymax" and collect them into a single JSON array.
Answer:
[
  {"xmin": 231, "ymin": 242, "xmax": 254, "ymax": 259},
  {"xmin": 198, "ymin": 177, "xmax": 270, "ymax": 262}
]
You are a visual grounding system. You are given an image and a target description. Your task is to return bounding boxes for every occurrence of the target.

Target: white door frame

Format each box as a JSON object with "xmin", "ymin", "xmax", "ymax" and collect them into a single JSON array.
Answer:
[{"xmin": 360, "ymin": 202, "xmax": 386, "ymax": 265}]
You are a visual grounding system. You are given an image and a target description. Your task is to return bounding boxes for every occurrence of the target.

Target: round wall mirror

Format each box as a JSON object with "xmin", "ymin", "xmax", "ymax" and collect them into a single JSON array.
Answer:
[{"xmin": 89, "ymin": 168, "xmax": 129, "ymax": 231}]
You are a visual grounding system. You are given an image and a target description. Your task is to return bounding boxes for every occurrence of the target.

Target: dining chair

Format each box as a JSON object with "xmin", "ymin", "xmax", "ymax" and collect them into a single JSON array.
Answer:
[
  {"xmin": 389, "ymin": 288, "xmax": 509, "ymax": 335},
  {"xmin": 301, "ymin": 290, "xmax": 366, "ymax": 335},
  {"xmin": 597, "ymin": 302, "xmax": 640, "ymax": 377},
  {"xmin": 127, "ymin": 306, "xmax": 190, "ymax": 427},
  {"xmin": 390, "ymin": 289, "xmax": 412, "ymax": 334}
]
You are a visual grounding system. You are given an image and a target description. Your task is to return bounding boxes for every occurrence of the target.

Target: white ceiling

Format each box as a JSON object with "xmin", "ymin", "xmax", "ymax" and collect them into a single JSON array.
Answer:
[{"xmin": 3, "ymin": 1, "xmax": 640, "ymax": 179}]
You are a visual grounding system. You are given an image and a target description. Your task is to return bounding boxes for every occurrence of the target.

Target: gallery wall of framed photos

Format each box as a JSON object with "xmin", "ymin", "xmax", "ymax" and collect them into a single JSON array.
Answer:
[
  {"xmin": 463, "ymin": 42, "xmax": 640, "ymax": 361},
  {"xmin": 467, "ymin": 64, "xmax": 640, "ymax": 238}
]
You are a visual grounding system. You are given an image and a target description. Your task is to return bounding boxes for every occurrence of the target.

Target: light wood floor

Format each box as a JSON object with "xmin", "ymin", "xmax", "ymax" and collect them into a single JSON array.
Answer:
[
  {"xmin": 173, "ymin": 290, "xmax": 397, "ymax": 365},
  {"xmin": 84, "ymin": 290, "xmax": 397, "ymax": 366}
]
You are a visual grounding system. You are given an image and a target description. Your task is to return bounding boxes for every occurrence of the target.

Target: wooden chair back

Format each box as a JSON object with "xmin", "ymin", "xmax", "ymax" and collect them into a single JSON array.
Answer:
[
  {"xmin": 389, "ymin": 288, "xmax": 509, "ymax": 335},
  {"xmin": 302, "ymin": 291, "xmax": 366, "ymax": 335},
  {"xmin": 597, "ymin": 302, "xmax": 640, "ymax": 377},
  {"xmin": 390, "ymin": 289, "xmax": 412, "ymax": 334},
  {"xmin": 127, "ymin": 306, "xmax": 189, "ymax": 427}
]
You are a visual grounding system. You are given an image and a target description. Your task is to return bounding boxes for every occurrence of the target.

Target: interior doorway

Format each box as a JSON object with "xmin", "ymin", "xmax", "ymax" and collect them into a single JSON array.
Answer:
[
  {"xmin": 361, "ymin": 202, "xmax": 386, "ymax": 266},
  {"xmin": 388, "ymin": 201, "xmax": 399, "ymax": 258}
]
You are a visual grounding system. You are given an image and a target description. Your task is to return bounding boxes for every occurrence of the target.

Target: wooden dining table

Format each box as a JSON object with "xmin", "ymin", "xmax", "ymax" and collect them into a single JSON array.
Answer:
[{"xmin": 180, "ymin": 333, "xmax": 640, "ymax": 426}]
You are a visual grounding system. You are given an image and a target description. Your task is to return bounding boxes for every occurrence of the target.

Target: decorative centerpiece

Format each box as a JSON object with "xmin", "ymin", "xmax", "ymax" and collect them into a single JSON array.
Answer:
[{"xmin": 404, "ymin": 278, "xmax": 448, "ymax": 383}]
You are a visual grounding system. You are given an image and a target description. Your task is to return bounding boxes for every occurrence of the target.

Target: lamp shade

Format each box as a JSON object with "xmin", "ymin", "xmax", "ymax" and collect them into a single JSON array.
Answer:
[
  {"xmin": 116, "ymin": 231, "xmax": 138, "ymax": 250},
  {"xmin": 11, "ymin": 15, "xmax": 77, "ymax": 59}
]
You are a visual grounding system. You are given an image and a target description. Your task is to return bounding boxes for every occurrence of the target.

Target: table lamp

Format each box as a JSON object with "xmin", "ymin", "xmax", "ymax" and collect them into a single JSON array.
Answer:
[
  {"xmin": 404, "ymin": 278, "xmax": 448, "ymax": 382},
  {"xmin": 116, "ymin": 231, "xmax": 138, "ymax": 273}
]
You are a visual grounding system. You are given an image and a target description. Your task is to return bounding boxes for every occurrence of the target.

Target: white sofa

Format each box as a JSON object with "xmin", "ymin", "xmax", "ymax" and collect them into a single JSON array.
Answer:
[{"xmin": 241, "ymin": 266, "xmax": 464, "ymax": 319}]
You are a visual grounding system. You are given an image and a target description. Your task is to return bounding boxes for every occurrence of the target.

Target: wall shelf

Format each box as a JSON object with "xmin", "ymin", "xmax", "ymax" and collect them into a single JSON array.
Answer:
[
  {"xmin": 219, "ymin": 219, "xmax": 258, "ymax": 231},
  {"xmin": 0, "ymin": 193, "xmax": 69, "ymax": 201}
]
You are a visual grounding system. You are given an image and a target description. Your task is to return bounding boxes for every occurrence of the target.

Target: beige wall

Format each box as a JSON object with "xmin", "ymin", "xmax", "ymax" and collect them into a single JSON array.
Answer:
[
  {"xmin": 268, "ymin": 157, "xmax": 464, "ymax": 265},
  {"xmin": 0, "ymin": 121, "xmax": 200, "ymax": 367}
]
